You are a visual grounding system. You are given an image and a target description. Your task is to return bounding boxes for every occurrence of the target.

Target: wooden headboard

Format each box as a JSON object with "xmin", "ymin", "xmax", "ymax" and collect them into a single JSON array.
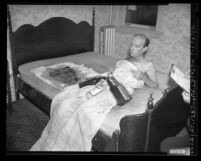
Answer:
[{"xmin": 7, "ymin": 6, "xmax": 95, "ymax": 75}]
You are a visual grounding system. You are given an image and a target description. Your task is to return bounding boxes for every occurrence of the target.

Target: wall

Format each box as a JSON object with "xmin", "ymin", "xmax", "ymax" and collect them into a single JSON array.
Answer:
[
  {"xmin": 8, "ymin": 5, "xmax": 111, "ymax": 51},
  {"xmin": 113, "ymin": 4, "xmax": 191, "ymax": 73}
]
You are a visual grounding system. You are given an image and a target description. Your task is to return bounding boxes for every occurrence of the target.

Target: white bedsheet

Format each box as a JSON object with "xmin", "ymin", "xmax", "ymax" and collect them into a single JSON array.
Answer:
[
  {"xmin": 30, "ymin": 83, "xmax": 116, "ymax": 151},
  {"xmin": 30, "ymin": 59, "xmax": 147, "ymax": 151}
]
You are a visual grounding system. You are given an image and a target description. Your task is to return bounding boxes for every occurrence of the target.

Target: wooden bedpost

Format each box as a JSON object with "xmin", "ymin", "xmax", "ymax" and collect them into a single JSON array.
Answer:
[
  {"xmin": 7, "ymin": 5, "xmax": 20, "ymax": 100},
  {"xmin": 144, "ymin": 109, "xmax": 153, "ymax": 152},
  {"xmin": 7, "ymin": 60, "xmax": 12, "ymax": 105},
  {"xmin": 91, "ymin": 6, "xmax": 95, "ymax": 51},
  {"xmin": 112, "ymin": 129, "xmax": 120, "ymax": 152}
]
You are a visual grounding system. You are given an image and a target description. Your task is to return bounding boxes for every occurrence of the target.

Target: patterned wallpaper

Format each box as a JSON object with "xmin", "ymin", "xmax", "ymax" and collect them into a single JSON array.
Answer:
[
  {"xmin": 114, "ymin": 4, "xmax": 191, "ymax": 73},
  {"xmin": 155, "ymin": 4, "xmax": 190, "ymax": 73},
  {"xmin": 9, "ymin": 5, "xmax": 110, "ymax": 52},
  {"xmin": 9, "ymin": 5, "xmax": 93, "ymax": 30}
]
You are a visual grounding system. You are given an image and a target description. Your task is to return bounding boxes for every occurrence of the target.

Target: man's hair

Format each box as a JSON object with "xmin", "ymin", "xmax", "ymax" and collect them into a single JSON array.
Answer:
[
  {"xmin": 133, "ymin": 34, "xmax": 150, "ymax": 47},
  {"xmin": 126, "ymin": 34, "xmax": 150, "ymax": 58}
]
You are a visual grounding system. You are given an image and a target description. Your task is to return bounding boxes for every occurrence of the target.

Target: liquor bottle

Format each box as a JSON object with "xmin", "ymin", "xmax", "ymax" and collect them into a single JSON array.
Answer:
[
  {"xmin": 110, "ymin": 76, "xmax": 133, "ymax": 102},
  {"xmin": 107, "ymin": 75, "xmax": 132, "ymax": 106}
]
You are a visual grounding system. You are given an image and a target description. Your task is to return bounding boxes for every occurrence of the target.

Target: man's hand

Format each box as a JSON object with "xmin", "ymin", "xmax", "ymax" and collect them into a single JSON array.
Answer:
[{"xmin": 132, "ymin": 70, "xmax": 147, "ymax": 81}]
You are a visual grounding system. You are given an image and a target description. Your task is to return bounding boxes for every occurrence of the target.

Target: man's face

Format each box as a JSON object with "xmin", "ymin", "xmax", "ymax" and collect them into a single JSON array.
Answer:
[{"xmin": 130, "ymin": 36, "xmax": 147, "ymax": 57}]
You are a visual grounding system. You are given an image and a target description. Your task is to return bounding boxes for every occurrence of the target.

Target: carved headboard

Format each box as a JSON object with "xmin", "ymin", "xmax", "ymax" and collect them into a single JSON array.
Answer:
[{"xmin": 7, "ymin": 6, "xmax": 95, "ymax": 75}]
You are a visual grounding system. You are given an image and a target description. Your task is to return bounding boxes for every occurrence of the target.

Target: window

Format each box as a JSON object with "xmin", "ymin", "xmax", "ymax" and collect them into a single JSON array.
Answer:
[{"xmin": 125, "ymin": 5, "xmax": 159, "ymax": 30}]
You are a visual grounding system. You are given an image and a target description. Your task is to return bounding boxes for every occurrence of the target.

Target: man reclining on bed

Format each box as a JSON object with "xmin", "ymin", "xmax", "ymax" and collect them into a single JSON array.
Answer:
[{"xmin": 29, "ymin": 34, "xmax": 160, "ymax": 151}]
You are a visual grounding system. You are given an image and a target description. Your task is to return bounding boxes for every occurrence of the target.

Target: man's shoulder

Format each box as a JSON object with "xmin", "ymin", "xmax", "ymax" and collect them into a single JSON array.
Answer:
[{"xmin": 144, "ymin": 60, "xmax": 156, "ymax": 73}]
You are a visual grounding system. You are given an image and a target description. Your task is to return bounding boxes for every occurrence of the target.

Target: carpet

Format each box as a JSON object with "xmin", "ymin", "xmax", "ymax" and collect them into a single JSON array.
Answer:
[{"xmin": 6, "ymin": 99, "xmax": 49, "ymax": 151}]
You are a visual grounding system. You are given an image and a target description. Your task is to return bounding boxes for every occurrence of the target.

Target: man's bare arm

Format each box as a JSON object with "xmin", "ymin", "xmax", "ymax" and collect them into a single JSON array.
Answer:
[{"xmin": 144, "ymin": 62, "xmax": 159, "ymax": 88}]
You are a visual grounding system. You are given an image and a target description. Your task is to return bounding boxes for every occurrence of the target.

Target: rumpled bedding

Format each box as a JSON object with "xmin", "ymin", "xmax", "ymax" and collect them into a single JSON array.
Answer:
[
  {"xmin": 31, "ymin": 62, "xmax": 100, "ymax": 90},
  {"xmin": 30, "ymin": 84, "xmax": 116, "ymax": 151},
  {"xmin": 30, "ymin": 60, "xmax": 144, "ymax": 151},
  {"xmin": 112, "ymin": 60, "xmax": 144, "ymax": 94}
]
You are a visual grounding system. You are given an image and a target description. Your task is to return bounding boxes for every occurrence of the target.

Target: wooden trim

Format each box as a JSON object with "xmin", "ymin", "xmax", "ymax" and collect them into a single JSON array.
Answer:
[
  {"xmin": 112, "ymin": 129, "xmax": 120, "ymax": 152},
  {"xmin": 7, "ymin": 60, "xmax": 12, "ymax": 105},
  {"xmin": 155, "ymin": 5, "xmax": 163, "ymax": 32},
  {"xmin": 145, "ymin": 110, "xmax": 153, "ymax": 152},
  {"xmin": 7, "ymin": 5, "xmax": 19, "ymax": 100},
  {"xmin": 92, "ymin": 130, "xmax": 113, "ymax": 151},
  {"xmin": 111, "ymin": 5, "xmax": 164, "ymax": 39},
  {"xmin": 91, "ymin": 7, "xmax": 95, "ymax": 51},
  {"xmin": 115, "ymin": 25, "xmax": 163, "ymax": 38}
]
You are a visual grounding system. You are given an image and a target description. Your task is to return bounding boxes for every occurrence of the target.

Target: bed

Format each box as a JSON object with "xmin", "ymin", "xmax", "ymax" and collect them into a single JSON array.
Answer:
[
  {"xmin": 8, "ymin": 6, "xmax": 173, "ymax": 151},
  {"xmin": 8, "ymin": 6, "xmax": 97, "ymax": 114}
]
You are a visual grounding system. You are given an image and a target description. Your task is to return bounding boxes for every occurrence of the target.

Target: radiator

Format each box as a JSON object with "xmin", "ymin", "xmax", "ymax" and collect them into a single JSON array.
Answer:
[{"xmin": 99, "ymin": 26, "xmax": 115, "ymax": 56}]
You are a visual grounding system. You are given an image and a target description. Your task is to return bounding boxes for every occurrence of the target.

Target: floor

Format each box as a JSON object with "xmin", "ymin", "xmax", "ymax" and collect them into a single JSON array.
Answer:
[
  {"xmin": 6, "ymin": 98, "xmax": 111, "ymax": 153},
  {"xmin": 6, "ymin": 99, "xmax": 49, "ymax": 152}
]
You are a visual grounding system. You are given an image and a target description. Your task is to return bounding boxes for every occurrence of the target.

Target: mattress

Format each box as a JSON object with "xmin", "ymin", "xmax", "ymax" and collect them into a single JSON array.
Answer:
[
  {"xmin": 19, "ymin": 51, "xmax": 171, "ymax": 137},
  {"xmin": 18, "ymin": 51, "xmax": 120, "ymax": 99}
]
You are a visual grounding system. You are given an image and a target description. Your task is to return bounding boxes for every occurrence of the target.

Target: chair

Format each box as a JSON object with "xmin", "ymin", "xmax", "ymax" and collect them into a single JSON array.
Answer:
[
  {"xmin": 91, "ymin": 110, "xmax": 152, "ymax": 152},
  {"xmin": 112, "ymin": 111, "xmax": 151, "ymax": 152},
  {"xmin": 92, "ymin": 86, "xmax": 189, "ymax": 153},
  {"xmin": 147, "ymin": 86, "xmax": 190, "ymax": 152},
  {"xmin": 112, "ymin": 86, "xmax": 189, "ymax": 153}
]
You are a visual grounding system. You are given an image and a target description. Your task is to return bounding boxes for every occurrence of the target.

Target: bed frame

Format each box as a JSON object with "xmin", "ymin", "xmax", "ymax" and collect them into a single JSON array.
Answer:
[
  {"xmin": 7, "ymin": 6, "xmax": 184, "ymax": 152},
  {"xmin": 7, "ymin": 6, "xmax": 95, "ymax": 115}
]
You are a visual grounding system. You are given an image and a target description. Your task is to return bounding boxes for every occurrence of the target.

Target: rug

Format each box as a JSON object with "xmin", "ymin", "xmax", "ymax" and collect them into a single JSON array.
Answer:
[{"xmin": 6, "ymin": 99, "xmax": 49, "ymax": 151}]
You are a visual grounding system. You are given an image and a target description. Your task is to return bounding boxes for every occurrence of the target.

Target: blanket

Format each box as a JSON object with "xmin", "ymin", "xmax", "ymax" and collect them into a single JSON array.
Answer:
[
  {"xmin": 30, "ymin": 60, "xmax": 144, "ymax": 151},
  {"xmin": 30, "ymin": 83, "xmax": 116, "ymax": 151},
  {"xmin": 31, "ymin": 62, "xmax": 100, "ymax": 90}
]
